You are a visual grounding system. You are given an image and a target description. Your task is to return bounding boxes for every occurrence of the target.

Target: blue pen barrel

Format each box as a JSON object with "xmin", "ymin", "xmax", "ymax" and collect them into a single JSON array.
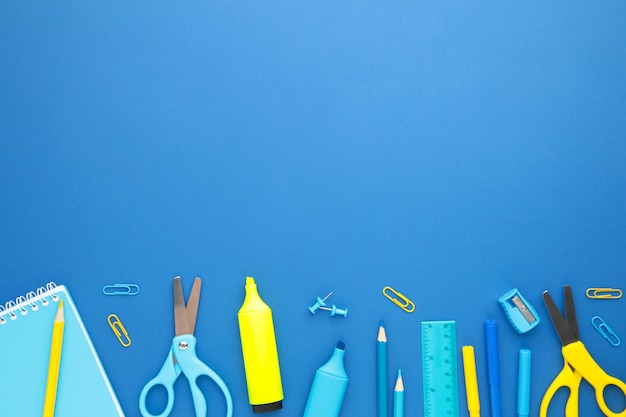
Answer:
[
  {"xmin": 303, "ymin": 341, "xmax": 349, "ymax": 417},
  {"xmin": 485, "ymin": 320, "xmax": 502, "ymax": 417},
  {"xmin": 517, "ymin": 349, "xmax": 531, "ymax": 417}
]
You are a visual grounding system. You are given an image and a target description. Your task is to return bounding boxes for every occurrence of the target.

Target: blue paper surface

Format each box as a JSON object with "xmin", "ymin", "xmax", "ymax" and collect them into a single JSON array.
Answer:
[{"xmin": 1, "ymin": 1, "xmax": 626, "ymax": 416}]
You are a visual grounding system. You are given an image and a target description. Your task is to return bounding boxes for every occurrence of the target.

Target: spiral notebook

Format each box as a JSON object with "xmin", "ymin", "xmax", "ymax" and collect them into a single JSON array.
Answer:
[{"xmin": 0, "ymin": 283, "xmax": 125, "ymax": 416}]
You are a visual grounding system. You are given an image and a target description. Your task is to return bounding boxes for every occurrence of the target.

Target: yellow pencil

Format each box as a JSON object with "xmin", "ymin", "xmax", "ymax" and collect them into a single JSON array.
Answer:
[{"xmin": 42, "ymin": 300, "xmax": 65, "ymax": 417}]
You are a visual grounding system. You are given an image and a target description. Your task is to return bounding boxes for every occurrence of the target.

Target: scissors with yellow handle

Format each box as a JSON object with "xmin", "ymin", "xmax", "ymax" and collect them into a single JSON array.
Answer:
[
  {"xmin": 541, "ymin": 285, "xmax": 626, "ymax": 417},
  {"xmin": 139, "ymin": 277, "xmax": 233, "ymax": 417}
]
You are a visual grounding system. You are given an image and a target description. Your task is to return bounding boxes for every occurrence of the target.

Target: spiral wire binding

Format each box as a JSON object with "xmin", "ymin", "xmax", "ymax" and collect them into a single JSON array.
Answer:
[{"xmin": 0, "ymin": 282, "xmax": 58, "ymax": 325}]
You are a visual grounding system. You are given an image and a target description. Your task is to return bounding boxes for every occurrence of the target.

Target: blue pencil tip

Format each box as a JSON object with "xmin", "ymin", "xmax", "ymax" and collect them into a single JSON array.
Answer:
[
  {"xmin": 336, "ymin": 340, "xmax": 345, "ymax": 350},
  {"xmin": 380, "ymin": 319, "xmax": 384, "ymax": 327}
]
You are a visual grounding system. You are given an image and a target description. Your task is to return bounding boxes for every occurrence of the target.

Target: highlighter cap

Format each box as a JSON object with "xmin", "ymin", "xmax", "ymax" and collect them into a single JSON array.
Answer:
[
  {"xmin": 318, "ymin": 341, "xmax": 347, "ymax": 378},
  {"xmin": 239, "ymin": 277, "xmax": 270, "ymax": 314},
  {"xmin": 303, "ymin": 341, "xmax": 348, "ymax": 417}
]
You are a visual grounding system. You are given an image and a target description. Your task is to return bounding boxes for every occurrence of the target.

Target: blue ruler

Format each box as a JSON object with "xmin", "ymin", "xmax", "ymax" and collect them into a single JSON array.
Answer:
[{"xmin": 421, "ymin": 321, "xmax": 459, "ymax": 417}]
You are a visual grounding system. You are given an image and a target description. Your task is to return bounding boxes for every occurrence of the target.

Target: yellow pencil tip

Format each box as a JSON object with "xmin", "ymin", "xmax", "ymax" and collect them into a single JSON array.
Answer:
[{"xmin": 55, "ymin": 300, "xmax": 65, "ymax": 322}]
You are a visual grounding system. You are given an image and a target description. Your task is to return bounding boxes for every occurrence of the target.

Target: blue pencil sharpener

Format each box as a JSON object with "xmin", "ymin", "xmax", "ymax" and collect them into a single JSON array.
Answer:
[{"xmin": 498, "ymin": 288, "xmax": 540, "ymax": 334}]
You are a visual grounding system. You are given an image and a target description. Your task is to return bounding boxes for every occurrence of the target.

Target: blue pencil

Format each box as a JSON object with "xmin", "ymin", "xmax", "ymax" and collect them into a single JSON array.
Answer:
[
  {"xmin": 393, "ymin": 369, "xmax": 404, "ymax": 417},
  {"xmin": 378, "ymin": 321, "xmax": 388, "ymax": 417}
]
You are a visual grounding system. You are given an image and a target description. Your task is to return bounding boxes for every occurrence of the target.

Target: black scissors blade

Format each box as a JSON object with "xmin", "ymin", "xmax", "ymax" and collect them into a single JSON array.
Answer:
[
  {"xmin": 563, "ymin": 285, "xmax": 580, "ymax": 340},
  {"xmin": 542, "ymin": 285, "xmax": 579, "ymax": 346}
]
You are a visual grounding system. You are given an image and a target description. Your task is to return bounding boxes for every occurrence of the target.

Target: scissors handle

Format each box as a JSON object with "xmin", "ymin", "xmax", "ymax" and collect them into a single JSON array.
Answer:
[
  {"xmin": 139, "ymin": 349, "xmax": 179, "ymax": 417},
  {"xmin": 173, "ymin": 334, "xmax": 234, "ymax": 417},
  {"xmin": 564, "ymin": 341, "xmax": 626, "ymax": 417},
  {"xmin": 539, "ymin": 360, "xmax": 581, "ymax": 417}
]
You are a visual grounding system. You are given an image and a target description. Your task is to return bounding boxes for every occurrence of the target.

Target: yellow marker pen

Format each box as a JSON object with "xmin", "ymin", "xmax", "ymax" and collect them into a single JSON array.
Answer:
[
  {"xmin": 462, "ymin": 345, "xmax": 481, "ymax": 417},
  {"xmin": 238, "ymin": 277, "xmax": 284, "ymax": 412}
]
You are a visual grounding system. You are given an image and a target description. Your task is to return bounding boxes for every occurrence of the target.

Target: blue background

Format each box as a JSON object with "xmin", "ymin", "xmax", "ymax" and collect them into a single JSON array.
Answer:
[{"xmin": 2, "ymin": 1, "xmax": 626, "ymax": 416}]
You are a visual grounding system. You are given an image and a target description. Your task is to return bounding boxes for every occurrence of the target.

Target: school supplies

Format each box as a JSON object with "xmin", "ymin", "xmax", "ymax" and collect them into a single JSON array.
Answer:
[
  {"xmin": 540, "ymin": 285, "xmax": 626, "ymax": 417},
  {"xmin": 377, "ymin": 321, "xmax": 388, "ymax": 417},
  {"xmin": 309, "ymin": 292, "xmax": 333, "ymax": 314},
  {"xmin": 591, "ymin": 316, "xmax": 621, "ymax": 347},
  {"xmin": 498, "ymin": 288, "xmax": 540, "ymax": 333},
  {"xmin": 517, "ymin": 349, "xmax": 531, "ymax": 417},
  {"xmin": 393, "ymin": 370, "xmax": 404, "ymax": 417},
  {"xmin": 102, "ymin": 283, "xmax": 140, "ymax": 296},
  {"xmin": 107, "ymin": 313, "xmax": 131, "ymax": 347},
  {"xmin": 309, "ymin": 292, "xmax": 348, "ymax": 317},
  {"xmin": 462, "ymin": 345, "xmax": 481, "ymax": 417},
  {"xmin": 42, "ymin": 300, "xmax": 65, "ymax": 417},
  {"xmin": 303, "ymin": 341, "xmax": 349, "ymax": 417},
  {"xmin": 0, "ymin": 283, "xmax": 124, "ymax": 417},
  {"xmin": 382, "ymin": 286, "xmax": 415, "ymax": 313},
  {"xmin": 485, "ymin": 320, "xmax": 502, "ymax": 417},
  {"xmin": 238, "ymin": 276, "xmax": 284, "ymax": 412},
  {"xmin": 421, "ymin": 321, "xmax": 459, "ymax": 417},
  {"xmin": 139, "ymin": 277, "xmax": 233, "ymax": 417},
  {"xmin": 318, "ymin": 305, "xmax": 348, "ymax": 317},
  {"xmin": 586, "ymin": 287, "xmax": 622, "ymax": 299}
]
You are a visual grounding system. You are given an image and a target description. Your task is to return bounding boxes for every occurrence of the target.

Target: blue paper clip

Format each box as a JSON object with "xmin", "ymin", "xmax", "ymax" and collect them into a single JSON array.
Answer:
[
  {"xmin": 103, "ymin": 283, "xmax": 140, "ymax": 296},
  {"xmin": 591, "ymin": 316, "xmax": 620, "ymax": 347}
]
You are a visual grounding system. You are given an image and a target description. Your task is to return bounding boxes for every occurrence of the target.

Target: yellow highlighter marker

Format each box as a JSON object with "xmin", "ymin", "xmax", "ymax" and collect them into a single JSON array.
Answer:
[
  {"xmin": 462, "ymin": 345, "xmax": 481, "ymax": 417},
  {"xmin": 42, "ymin": 300, "xmax": 65, "ymax": 417},
  {"xmin": 238, "ymin": 277, "xmax": 284, "ymax": 413}
]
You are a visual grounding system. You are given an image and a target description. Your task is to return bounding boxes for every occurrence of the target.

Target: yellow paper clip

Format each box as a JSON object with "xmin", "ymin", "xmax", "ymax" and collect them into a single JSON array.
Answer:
[
  {"xmin": 107, "ymin": 314, "xmax": 131, "ymax": 347},
  {"xmin": 382, "ymin": 286, "xmax": 415, "ymax": 313},
  {"xmin": 585, "ymin": 287, "xmax": 622, "ymax": 299}
]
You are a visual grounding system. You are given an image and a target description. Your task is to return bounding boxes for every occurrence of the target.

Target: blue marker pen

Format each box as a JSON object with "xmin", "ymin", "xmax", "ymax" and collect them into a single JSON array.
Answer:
[
  {"xmin": 303, "ymin": 341, "xmax": 349, "ymax": 417},
  {"xmin": 517, "ymin": 349, "xmax": 531, "ymax": 417},
  {"xmin": 485, "ymin": 320, "xmax": 501, "ymax": 417}
]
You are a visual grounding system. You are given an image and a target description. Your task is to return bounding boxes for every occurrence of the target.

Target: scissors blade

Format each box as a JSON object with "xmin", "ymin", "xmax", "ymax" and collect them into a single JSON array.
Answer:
[
  {"xmin": 174, "ymin": 276, "xmax": 192, "ymax": 336},
  {"xmin": 563, "ymin": 285, "xmax": 580, "ymax": 341},
  {"xmin": 543, "ymin": 289, "xmax": 578, "ymax": 346},
  {"xmin": 185, "ymin": 277, "xmax": 202, "ymax": 335}
]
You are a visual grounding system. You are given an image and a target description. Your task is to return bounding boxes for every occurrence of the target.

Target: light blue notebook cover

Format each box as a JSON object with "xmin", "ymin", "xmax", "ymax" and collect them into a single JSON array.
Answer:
[{"xmin": 0, "ymin": 283, "xmax": 125, "ymax": 416}]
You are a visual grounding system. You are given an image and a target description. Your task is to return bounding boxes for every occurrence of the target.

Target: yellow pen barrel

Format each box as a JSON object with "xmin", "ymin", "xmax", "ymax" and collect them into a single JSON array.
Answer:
[
  {"xmin": 462, "ymin": 346, "xmax": 481, "ymax": 417},
  {"xmin": 238, "ymin": 277, "xmax": 284, "ymax": 412}
]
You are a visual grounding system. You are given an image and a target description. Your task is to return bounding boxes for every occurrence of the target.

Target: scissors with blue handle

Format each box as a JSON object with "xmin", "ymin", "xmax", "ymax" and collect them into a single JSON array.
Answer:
[
  {"xmin": 139, "ymin": 277, "xmax": 233, "ymax": 417},
  {"xmin": 540, "ymin": 285, "xmax": 626, "ymax": 417}
]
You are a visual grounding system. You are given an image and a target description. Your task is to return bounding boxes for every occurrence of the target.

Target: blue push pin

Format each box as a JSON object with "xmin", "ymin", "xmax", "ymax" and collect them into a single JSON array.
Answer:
[
  {"xmin": 319, "ymin": 305, "xmax": 348, "ymax": 318},
  {"xmin": 309, "ymin": 292, "xmax": 333, "ymax": 314}
]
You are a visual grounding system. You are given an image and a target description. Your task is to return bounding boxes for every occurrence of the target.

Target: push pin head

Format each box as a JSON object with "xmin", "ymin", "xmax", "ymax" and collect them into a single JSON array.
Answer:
[
  {"xmin": 319, "ymin": 305, "xmax": 348, "ymax": 318},
  {"xmin": 309, "ymin": 292, "xmax": 333, "ymax": 314}
]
